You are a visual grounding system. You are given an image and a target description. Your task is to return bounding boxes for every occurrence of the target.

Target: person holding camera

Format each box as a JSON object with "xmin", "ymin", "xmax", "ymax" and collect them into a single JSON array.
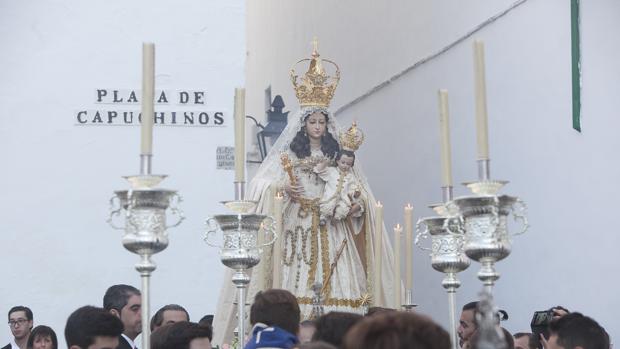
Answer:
[{"xmin": 539, "ymin": 312, "xmax": 608, "ymax": 349}]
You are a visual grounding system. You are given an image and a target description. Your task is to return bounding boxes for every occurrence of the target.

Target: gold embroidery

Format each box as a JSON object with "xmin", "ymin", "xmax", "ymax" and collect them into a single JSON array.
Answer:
[
  {"xmin": 296, "ymin": 198, "xmax": 321, "ymax": 288},
  {"xmin": 297, "ymin": 296, "xmax": 365, "ymax": 308},
  {"xmin": 320, "ymin": 224, "xmax": 331, "ymax": 297}
]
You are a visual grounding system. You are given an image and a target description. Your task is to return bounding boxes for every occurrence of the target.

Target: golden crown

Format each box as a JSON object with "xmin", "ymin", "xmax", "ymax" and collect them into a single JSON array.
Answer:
[
  {"xmin": 340, "ymin": 121, "xmax": 365, "ymax": 152},
  {"xmin": 290, "ymin": 38, "xmax": 340, "ymax": 108}
]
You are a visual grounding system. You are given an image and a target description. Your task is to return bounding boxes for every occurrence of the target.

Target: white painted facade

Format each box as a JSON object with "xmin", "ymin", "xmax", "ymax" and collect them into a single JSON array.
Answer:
[
  {"xmin": 0, "ymin": 0, "xmax": 244, "ymax": 346},
  {"xmin": 246, "ymin": 0, "xmax": 620, "ymax": 341}
]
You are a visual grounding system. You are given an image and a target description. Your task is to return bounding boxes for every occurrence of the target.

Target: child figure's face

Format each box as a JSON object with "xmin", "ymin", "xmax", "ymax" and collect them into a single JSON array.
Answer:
[{"xmin": 337, "ymin": 154, "xmax": 354, "ymax": 172}]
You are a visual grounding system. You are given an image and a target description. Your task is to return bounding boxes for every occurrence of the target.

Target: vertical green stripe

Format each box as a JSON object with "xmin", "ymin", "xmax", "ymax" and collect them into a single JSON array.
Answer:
[{"xmin": 571, "ymin": 0, "xmax": 582, "ymax": 132}]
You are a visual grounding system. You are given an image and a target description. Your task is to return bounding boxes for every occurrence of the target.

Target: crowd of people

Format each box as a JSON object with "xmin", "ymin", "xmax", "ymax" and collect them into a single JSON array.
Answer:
[{"xmin": 2, "ymin": 285, "xmax": 611, "ymax": 349}]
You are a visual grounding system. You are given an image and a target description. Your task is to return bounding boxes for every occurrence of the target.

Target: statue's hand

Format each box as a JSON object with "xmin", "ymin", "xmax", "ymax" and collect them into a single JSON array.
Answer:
[
  {"xmin": 284, "ymin": 181, "xmax": 304, "ymax": 200},
  {"xmin": 348, "ymin": 203, "xmax": 362, "ymax": 217}
]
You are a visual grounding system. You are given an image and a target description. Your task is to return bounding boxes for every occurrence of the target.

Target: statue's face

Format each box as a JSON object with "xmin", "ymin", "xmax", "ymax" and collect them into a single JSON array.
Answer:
[{"xmin": 305, "ymin": 112, "xmax": 327, "ymax": 141}]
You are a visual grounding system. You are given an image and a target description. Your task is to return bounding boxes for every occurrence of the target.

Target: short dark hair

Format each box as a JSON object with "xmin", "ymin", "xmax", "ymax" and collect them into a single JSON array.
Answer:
[
  {"xmin": 65, "ymin": 306, "xmax": 124, "ymax": 348},
  {"xmin": 103, "ymin": 284, "xmax": 140, "ymax": 312},
  {"xmin": 462, "ymin": 301, "xmax": 479, "ymax": 311},
  {"xmin": 249, "ymin": 289, "xmax": 300, "ymax": 336},
  {"xmin": 343, "ymin": 311, "xmax": 450, "ymax": 349},
  {"xmin": 151, "ymin": 322, "xmax": 212, "ymax": 349},
  {"xmin": 335, "ymin": 150, "xmax": 355, "ymax": 166},
  {"xmin": 27, "ymin": 325, "xmax": 58, "ymax": 349},
  {"xmin": 8, "ymin": 306, "xmax": 33, "ymax": 321},
  {"xmin": 198, "ymin": 315, "xmax": 214, "ymax": 327},
  {"xmin": 150, "ymin": 304, "xmax": 190, "ymax": 331},
  {"xmin": 313, "ymin": 311, "xmax": 363, "ymax": 348},
  {"xmin": 548, "ymin": 312, "xmax": 608, "ymax": 349}
]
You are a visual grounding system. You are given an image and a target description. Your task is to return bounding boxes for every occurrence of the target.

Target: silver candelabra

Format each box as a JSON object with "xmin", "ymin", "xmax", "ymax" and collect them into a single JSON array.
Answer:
[
  {"xmin": 107, "ymin": 156, "xmax": 185, "ymax": 349},
  {"xmin": 205, "ymin": 192, "xmax": 276, "ymax": 346},
  {"xmin": 445, "ymin": 159, "xmax": 529, "ymax": 293},
  {"xmin": 416, "ymin": 190, "xmax": 469, "ymax": 349}
]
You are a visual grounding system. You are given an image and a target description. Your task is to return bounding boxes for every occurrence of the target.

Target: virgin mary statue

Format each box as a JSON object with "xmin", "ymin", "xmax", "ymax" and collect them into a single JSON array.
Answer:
[{"xmin": 212, "ymin": 44, "xmax": 397, "ymax": 345}]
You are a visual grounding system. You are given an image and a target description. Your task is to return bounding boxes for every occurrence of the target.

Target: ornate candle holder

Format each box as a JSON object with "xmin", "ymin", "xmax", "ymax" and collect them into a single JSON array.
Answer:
[
  {"xmin": 107, "ymin": 174, "xmax": 185, "ymax": 349},
  {"xmin": 446, "ymin": 195, "xmax": 527, "ymax": 291},
  {"xmin": 401, "ymin": 289, "xmax": 418, "ymax": 312},
  {"xmin": 445, "ymin": 160, "xmax": 529, "ymax": 293},
  {"xmin": 205, "ymin": 212, "xmax": 277, "ymax": 345},
  {"xmin": 416, "ymin": 213, "xmax": 469, "ymax": 349},
  {"xmin": 309, "ymin": 282, "xmax": 325, "ymax": 320}
]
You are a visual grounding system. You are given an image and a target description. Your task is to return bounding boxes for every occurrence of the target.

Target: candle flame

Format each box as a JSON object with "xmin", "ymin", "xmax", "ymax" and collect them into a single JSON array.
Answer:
[
  {"xmin": 377, "ymin": 201, "xmax": 382, "ymax": 207},
  {"xmin": 405, "ymin": 203, "xmax": 413, "ymax": 209},
  {"xmin": 395, "ymin": 223, "xmax": 402, "ymax": 230}
]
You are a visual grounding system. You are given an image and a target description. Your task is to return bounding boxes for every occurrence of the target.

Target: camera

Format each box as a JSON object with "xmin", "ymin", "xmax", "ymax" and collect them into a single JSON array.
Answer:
[{"xmin": 530, "ymin": 310, "xmax": 555, "ymax": 349}]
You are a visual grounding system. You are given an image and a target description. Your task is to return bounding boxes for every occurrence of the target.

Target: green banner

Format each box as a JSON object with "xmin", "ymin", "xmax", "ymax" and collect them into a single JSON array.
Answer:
[{"xmin": 571, "ymin": 0, "xmax": 581, "ymax": 132}]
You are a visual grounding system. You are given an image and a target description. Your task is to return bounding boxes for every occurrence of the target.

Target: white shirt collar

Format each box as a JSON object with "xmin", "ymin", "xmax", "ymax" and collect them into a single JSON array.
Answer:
[{"xmin": 121, "ymin": 334, "xmax": 136, "ymax": 349}]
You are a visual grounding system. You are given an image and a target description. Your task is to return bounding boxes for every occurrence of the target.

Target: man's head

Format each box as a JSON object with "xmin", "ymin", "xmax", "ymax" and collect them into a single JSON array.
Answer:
[
  {"xmin": 343, "ymin": 311, "xmax": 450, "ymax": 349},
  {"xmin": 103, "ymin": 284, "xmax": 142, "ymax": 339},
  {"xmin": 458, "ymin": 302, "xmax": 478, "ymax": 347},
  {"xmin": 65, "ymin": 306, "xmax": 124, "ymax": 349},
  {"xmin": 8, "ymin": 306, "xmax": 33, "ymax": 341},
  {"xmin": 312, "ymin": 311, "xmax": 363, "ymax": 347},
  {"xmin": 150, "ymin": 304, "xmax": 190, "ymax": 332},
  {"xmin": 249, "ymin": 289, "xmax": 300, "ymax": 336},
  {"xmin": 151, "ymin": 321, "xmax": 212, "ymax": 349},
  {"xmin": 546, "ymin": 312, "xmax": 608, "ymax": 349}
]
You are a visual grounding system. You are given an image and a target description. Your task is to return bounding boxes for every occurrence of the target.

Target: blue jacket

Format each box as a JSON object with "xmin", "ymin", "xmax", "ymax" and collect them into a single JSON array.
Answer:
[{"xmin": 243, "ymin": 323, "xmax": 298, "ymax": 349}]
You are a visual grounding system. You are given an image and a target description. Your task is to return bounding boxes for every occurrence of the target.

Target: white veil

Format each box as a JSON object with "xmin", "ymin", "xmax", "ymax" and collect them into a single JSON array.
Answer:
[{"xmin": 211, "ymin": 106, "xmax": 397, "ymax": 346}]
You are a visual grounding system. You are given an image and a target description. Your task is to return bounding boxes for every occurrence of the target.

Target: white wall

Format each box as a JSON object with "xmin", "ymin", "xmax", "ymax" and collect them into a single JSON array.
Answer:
[
  {"xmin": 0, "ymin": 0, "xmax": 244, "ymax": 346},
  {"xmin": 246, "ymin": 0, "xmax": 620, "ymax": 342}
]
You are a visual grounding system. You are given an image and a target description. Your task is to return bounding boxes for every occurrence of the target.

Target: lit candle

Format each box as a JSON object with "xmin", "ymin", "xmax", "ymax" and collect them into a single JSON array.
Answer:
[
  {"xmin": 393, "ymin": 224, "xmax": 402, "ymax": 308},
  {"xmin": 234, "ymin": 88, "xmax": 246, "ymax": 182},
  {"xmin": 272, "ymin": 191, "xmax": 284, "ymax": 288},
  {"xmin": 404, "ymin": 204, "xmax": 414, "ymax": 291},
  {"xmin": 373, "ymin": 201, "xmax": 383, "ymax": 306},
  {"xmin": 438, "ymin": 90, "xmax": 453, "ymax": 187},
  {"xmin": 473, "ymin": 40, "xmax": 490, "ymax": 160},
  {"xmin": 140, "ymin": 43, "xmax": 155, "ymax": 155}
]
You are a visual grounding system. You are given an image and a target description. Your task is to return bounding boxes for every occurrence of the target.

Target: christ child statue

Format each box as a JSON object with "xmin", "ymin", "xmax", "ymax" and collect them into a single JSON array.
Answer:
[{"xmin": 314, "ymin": 122, "xmax": 365, "ymax": 222}]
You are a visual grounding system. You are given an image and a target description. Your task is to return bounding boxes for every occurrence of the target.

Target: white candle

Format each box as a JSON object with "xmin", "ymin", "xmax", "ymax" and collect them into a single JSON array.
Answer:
[
  {"xmin": 140, "ymin": 43, "xmax": 155, "ymax": 155},
  {"xmin": 393, "ymin": 224, "xmax": 402, "ymax": 308},
  {"xmin": 234, "ymin": 88, "xmax": 246, "ymax": 182},
  {"xmin": 438, "ymin": 90, "xmax": 453, "ymax": 187},
  {"xmin": 373, "ymin": 201, "xmax": 384, "ymax": 306},
  {"xmin": 473, "ymin": 40, "xmax": 490, "ymax": 160},
  {"xmin": 404, "ymin": 204, "xmax": 414, "ymax": 291},
  {"xmin": 272, "ymin": 191, "xmax": 284, "ymax": 288}
]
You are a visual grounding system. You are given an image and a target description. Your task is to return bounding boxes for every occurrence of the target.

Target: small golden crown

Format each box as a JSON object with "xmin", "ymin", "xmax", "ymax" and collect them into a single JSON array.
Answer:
[
  {"xmin": 290, "ymin": 38, "xmax": 340, "ymax": 108},
  {"xmin": 340, "ymin": 121, "xmax": 365, "ymax": 152}
]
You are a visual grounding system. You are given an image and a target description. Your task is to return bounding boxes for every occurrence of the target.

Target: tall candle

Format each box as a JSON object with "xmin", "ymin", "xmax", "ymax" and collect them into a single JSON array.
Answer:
[
  {"xmin": 140, "ymin": 43, "xmax": 155, "ymax": 155},
  {"xmin": 272, "ymin": 191, "xmax": 284, "ymax": 288},
  {"xmin": 234, "ymin": 88, "xmax": 246, "ymax": 182},
  {"xmin": 404, "ymin": 204, "xmax": 414, "ymax": 291},
  {"xmin": 373, "ymin": 201, "xmax": 384, "ymax": 306},
  {"xmin": 438, "ymin": 90, "xmax": 453, "ymax": 187},
  {"xmin": 473, "ymin": 40, "xmax": 490, "ymax": 160},
  {"xmin": 393, "ymin": 224, "xmax": 402, "ymax": 308}
]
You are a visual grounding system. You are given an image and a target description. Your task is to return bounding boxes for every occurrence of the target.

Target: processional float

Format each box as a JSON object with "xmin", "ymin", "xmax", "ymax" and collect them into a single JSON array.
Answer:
[
  {"xmin": 416, "ymin": 41, "xmax": 529, "ymax": 349},
  {"xmin": 107, "ymin": 43, "xmax": 185, "ymax": 349}
]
